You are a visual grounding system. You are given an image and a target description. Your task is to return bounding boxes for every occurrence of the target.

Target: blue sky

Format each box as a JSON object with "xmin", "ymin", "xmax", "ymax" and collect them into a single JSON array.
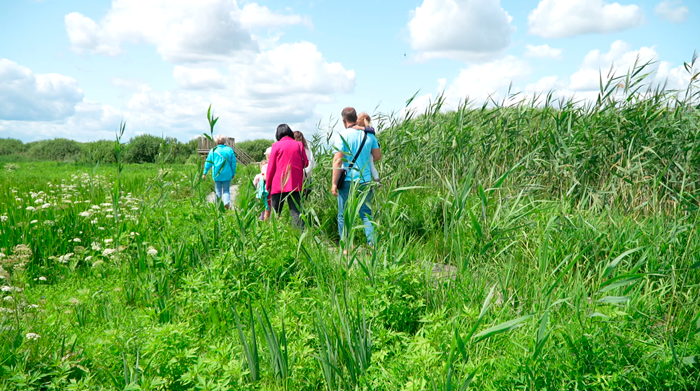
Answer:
[{"xmin": 0, "ymin": 0, "xmax": 697, "ymax": 142}]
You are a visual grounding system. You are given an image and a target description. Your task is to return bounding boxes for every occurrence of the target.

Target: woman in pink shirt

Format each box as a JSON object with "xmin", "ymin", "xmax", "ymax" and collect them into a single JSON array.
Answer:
[{"xmin": 266, "ymin": 124, "xmax": 308, "ymax": 229}]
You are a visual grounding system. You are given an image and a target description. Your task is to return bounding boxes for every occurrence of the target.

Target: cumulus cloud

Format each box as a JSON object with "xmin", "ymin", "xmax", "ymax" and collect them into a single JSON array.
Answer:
[
  {"xmin": 0, "ymin": 99, "xmax": 122, "ymax": 142},
  {"xmin": 173, "ymin": 66, "xmax": 226, "ymax": 90},
  {"xmin": 0, "ymin": 59, "xmax": 84, "ymax": 121},
  {"xmin": 524, "ymin": 44, "xmax": 563, "ymax": 59},
  {"xmin": 239, "ymin": 3, "xmax": 311, "ymax": 29},
  {"xmin": 129, "ymin": 42, "xmax": 354, "ymax": 139},
  {"xmin": 65, "ymin": 0, "xmax": 259, "ymax": 63},
  {"xmin": 523, "ymin": 41, "xmax": 692, "ymax": 104},
  {"xmin": 528, "ymin": 0, "xmax": 645, "ymax": 38},
  {"xmin": 568, "ymin": 40, "xmax": 657, "ymax": 91},
  {"xmin": 408, "ymin": 0, "xmax": 516, "ymax": 61},
  {"xmin": 655, "ymin": 0, "xmax": 689, "ymax": 23}
]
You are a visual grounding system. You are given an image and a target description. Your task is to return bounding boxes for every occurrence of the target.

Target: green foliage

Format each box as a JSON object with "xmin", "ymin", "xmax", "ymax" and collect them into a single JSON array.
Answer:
[
  {"xmin": 26, "ymin": 138, "xmax": 83, "ymax": 161},
  {"xmin": 237, "ymin": 139, "xmax": 273, "ymax": 162},
  {"xmin": 0, "ymin": 138, "xmax": 26, "ymax": 155},
  {"xmin": 123, "ymin": 134, "xmax": 162, "ymax": 164},
  {"xmin": 1, "ymin": 58, "xmax": 700, "ymax": 390}
]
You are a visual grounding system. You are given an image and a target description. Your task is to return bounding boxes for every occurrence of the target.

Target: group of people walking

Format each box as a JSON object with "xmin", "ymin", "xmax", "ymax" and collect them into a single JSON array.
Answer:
[{"xmin": 202, "ymin": 106, "xmax": 381, "ymax": 247}]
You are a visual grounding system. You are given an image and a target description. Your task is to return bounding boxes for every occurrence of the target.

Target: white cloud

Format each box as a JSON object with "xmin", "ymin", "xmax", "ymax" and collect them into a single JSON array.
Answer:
[
  {"xmin": 523, "ymin": 41, "xmax": 693, "ymax": 105},
  {"xmin": 524, "ymin": 44, "xmax": 563, "ymax": 59},
  {"xmin": 0, "ymin": 99, "xmax": 122, "ymax": 142},
  {"xmin": 173, "ymin": 66, "xmax": 226, "ymax": 90},
  {"xmin": 569, "ymin": 40, "xmax": 657, "ymax": 91},
  {"xmin": 0, "ymin": 59, "xmax": 84, "ymax": 121},
  {"xmin": 238, "ymin": 3, "xmax": 311, "ymax": 29},
  {"xmin": 408, "ymin": 0, "xmax": 516, "ymax": 61},
  {"xmin": 65, "ymin": 0, "xmax": 259, "ymax": 63},
  {"xmin": 655, "ymin": 0, "xmax": 689, "ymax": 23},
  {"xmin": 528, "ymin": 0, "xmax": 645, "ymax": 38}
]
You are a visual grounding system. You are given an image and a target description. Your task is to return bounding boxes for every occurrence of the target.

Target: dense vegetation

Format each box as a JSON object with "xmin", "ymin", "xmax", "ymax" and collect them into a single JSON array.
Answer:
[
  {"xmin": 1, "ymin": 62, "xmax": 699, "ymax": 390},
  {"xmin": 0, "ymin": 136, "xmax": 273, "ymax": 166}
]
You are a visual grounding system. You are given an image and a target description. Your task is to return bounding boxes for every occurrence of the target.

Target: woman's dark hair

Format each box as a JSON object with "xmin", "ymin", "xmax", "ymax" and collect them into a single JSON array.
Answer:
[
  {"xmin": 276, "ymin": 124, "xmax": 294, "ymax": 141},
  {"xmin": 293, "ymin": 131, "xmax": 308, "ymax": 149}
]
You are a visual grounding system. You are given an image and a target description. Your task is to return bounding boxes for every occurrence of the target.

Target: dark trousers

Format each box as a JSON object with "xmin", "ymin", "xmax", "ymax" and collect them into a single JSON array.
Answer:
[{"xmin": 270, "ymin": 191, "xmax": 303, "ymax": 229}]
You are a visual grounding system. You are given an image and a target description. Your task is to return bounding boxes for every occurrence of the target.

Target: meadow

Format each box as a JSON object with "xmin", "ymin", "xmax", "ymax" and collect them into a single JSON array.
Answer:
[{"xmin": 1, "ymin": 62, "xmax": 699, "ymax": 390}]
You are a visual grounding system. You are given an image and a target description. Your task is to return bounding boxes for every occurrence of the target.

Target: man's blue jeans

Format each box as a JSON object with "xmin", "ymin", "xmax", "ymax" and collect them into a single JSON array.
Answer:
[
  {"xmin": 337, "ymin": 183, "xmax": 375, "ymax": 245},
  {"xmin": 215, "ymin": 180, "xmax": 231, "ymax": 206}
]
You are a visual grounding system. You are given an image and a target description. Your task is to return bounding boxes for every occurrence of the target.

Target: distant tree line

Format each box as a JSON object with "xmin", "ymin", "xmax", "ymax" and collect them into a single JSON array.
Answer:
[{"xmin": 0, "ymin": 136, "xmax": 273, "ymax": 164}]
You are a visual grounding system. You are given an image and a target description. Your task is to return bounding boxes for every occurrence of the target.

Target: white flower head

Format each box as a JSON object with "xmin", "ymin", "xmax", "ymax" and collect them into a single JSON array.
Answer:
[
  {"xmin": 147, "ymin": 247, "xmax": 158, "ymax": 257},
  {"xmin": 57, "ymin": 253, "xmax": 74, "ymax": 264},
  {"xmin": 1, "ymin": 286, "xmax": 13, "ymax": 292},
  {"xmin": 102, "ymin": 248, "xmax": 117, "ymax": 257},
  {"xmin": 0, "ymin": 216, "xmax": 7, "ymax": 222},
  {"xmin": 0, "ymin": 253, "xmax": 5, "ymax": 259},
  {"xmin": 78, "ymin": 211, "xmax": 91, "ymax": 217},
  {"xmin": 26, "ymin": 206, "xmax": 36, "ymax": 211},
  {"xmin": 3, "ymin": 296, "xmax": 13, "ymax": 302},
  {"xmin": 98, "ymin": 227, "xmax": 105, "ymax": 230},
  {"xmin": 73, "ymin": 238, "xmax": 81, "ymax": 243},
  {"xmin": 30, "ymin": 220, "xmax": 38, "ymax": 224},
  {"xmin": 104, "ymin": 239, "xmax": 113, "ymax": 244},
  {"xmin": 25, "ymin": 333, "xmax": 40, "ymax": 340},
  {"xmin": 38, "ymin": 276, "xmax": 47, "ymax": 281},
  {"xmin": 85, "ymin": 256, "xmax": 93, "ymax": 262}
]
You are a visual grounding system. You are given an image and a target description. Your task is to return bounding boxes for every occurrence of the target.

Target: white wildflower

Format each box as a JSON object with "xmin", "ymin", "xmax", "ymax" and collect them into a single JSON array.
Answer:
[
  {"xmin": 0, "ymin": 216, "xmax": 7, "ymax": 222},
  {"xmin": 57, "ymin": 253, "xmax": 74, "ymax": 264},
  {"xmin": 41, "ymin": 203, "xmax": 51, "ymax": 209},
  {"xmin": 26, "ymin": 206, "xmax": 36, "ymax": 211},
  {"xmin": 30, "ymin": 220, "xmax": 38, "ymax": 224},
  {"xmin": 28, "ymin": 304, "xmax": 39, "ymax": 309},
  {"xmin": 100, "ymin": 203, "xmax": 112, "ymax": 207},
  {"xmin": 3, "ymin": 296, "xmax": 13, "ymax": 302},
  {"xmin": 34, "ymin": 199, "xmax": 44, "ymax": 204},
  {"xmin": 91, "ymin": 205, "xmax": 101, "ymax": 210},
  {"xmin": 102, "ymin": 248, "xmax": 117, "ymax": 257},
  {"xmin": 147, "ymin": 247, "xmax": 158, "ymax": 257},
  {"xmin": 38, "ymin": 276, "xmax": 47, "ymax": 281},
  {"xmin": 0, "ymin": 253, "xmax": 5, "ymax": 258},
  {"xmin": 98, "ymin": 227, "xmax": 105, "ymax": 230},
  {"xmin": 78, "ymin": 211, "xmax": 91, "ymax": 217},
  {"xmin": 43, "ymin": 220, "xmax": 55, "ymax": 226},
  {"xmin": 90, "ymin": 219, "xmax": 98, "ymax": 224},
  {"xmin": 91, "ymin": 242, "xmax": 102, "ymax": 251},
  {"xmin": 104, "ymin": 239, "xmax": 113, "ymax": 244},
  {"xmin": 106, "ymin": 214, "xmax": 113, "ymax": 218},
  {"xmin": 15, "ymin": 198, "xmax": 22, "ymax": 202},
  {"xmin": 73, "ymin": 238, "xmax": 81, "ymax": 243},
  {"xmin": 25, "ymin": 333, "xmax": 40, "ymax": 340},
  {"xmin": 1, "ymin": 286, "xmax": 13, "ymax": 292},
  {"xmin": 85, "ymin": 256, "xmax": 93, "ymax": 262}
]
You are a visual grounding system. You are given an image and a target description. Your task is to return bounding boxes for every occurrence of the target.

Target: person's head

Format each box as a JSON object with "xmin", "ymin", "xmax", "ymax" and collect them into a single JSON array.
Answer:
[
  {"xmin": 341, "ymin": 107, "xmax": 357, "ymax": 128},
  {"xmin": 214, "ymin": 134, "xmax": 227, "ymax": 145},
  {"xmin": 276, "ymin": 124, "xmax": 294, "ymax": 141},
  {"xmin": 293, "ymin": 131, "xmax": 308, "ymax": 149},
  {"xmin": 357, "ymin": 112, "xmax": 371, "ymax": 127}
]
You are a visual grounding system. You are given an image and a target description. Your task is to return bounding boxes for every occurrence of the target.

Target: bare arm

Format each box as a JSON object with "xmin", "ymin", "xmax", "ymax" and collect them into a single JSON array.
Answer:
[
  {"xmin": 331, "ymin": 151, "xmax": 344, "ymax": 196},
  {"xmin": 371, "ymin": 148, "xmax": 381, "ymax": 162}
]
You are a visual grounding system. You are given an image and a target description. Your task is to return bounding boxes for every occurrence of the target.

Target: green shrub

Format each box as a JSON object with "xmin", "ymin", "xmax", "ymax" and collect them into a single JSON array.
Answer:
[
  {"xmin": 124, "ymin": 134, "xmax": 163, "ymax": 164},
  {"xmin": 26, "ymin": 138, "xmax": 82, "ymax": 161},
  {"xmin": 237, "ymin": 139, "xmax": 273, "ymax": 162},
  {"xmin": 82, "ymin": 140, "xmax": 117, "ymax": 164},
  {"xmin": 0, "ymin": 138, "xmax": 26, "ymax": 156}
]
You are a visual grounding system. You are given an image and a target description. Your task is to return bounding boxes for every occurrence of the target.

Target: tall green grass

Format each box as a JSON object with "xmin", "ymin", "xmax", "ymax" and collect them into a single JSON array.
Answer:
[{"xmin": 0, "ymin": 59, "xmax": 699, "ymax": 390}]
